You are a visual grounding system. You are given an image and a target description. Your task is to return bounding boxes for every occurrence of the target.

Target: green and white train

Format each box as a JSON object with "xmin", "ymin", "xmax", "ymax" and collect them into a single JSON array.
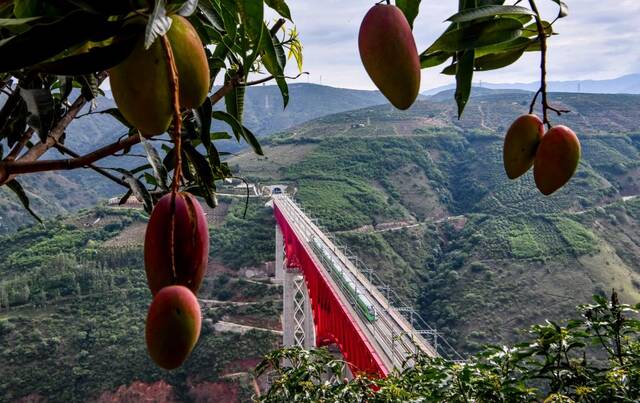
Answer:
[{"xmin": 310, "ymin": 236, "xmax": 378, "ymax": 322}]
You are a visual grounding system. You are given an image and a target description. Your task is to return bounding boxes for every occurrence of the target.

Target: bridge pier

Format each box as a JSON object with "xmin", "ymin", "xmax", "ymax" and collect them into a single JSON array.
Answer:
[
  {"xmin": 277, "ymin": 224, "xmax": 315, "ymax": 348},
  {"xmin": 282, "ymin": 269, "xmax": 315, "ymax": 348}
]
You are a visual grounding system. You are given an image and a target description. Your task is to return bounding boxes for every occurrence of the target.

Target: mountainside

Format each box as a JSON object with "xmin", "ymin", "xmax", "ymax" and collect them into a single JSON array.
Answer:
[
  {"xmin": 423, "ymin": 73, "xmax": 640, "ymax": 96},
  {"xmin": 229, "ymin": 91, "xmax": 640, "ymax": 351},
  {"xmin": 0, "ymin": 83, "xmax": 391, "ymax": 233},
  {"xmin": 0, "ymin": 201, "xmax": 280, "ymax": 402},
  {"xmin": 3, "ymin": 90, "xmax": 640, "ymax": 401}
]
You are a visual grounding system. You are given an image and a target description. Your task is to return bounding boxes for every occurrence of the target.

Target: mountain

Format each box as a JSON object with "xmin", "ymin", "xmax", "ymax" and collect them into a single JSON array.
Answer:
[
  {"xmin": 228, "ymin": 90, "xmax": 640, "ymax": 352},
  {"xmin": 4, "ymin": 89, "xmax": 640, "ymax": 401},
  {"xmin": 422, "ymin": 73, "xmax": 640, "ymax": 96},
  {"xmin": 0, "ymin": 83, "xmax": 394, "ymax": 232}
]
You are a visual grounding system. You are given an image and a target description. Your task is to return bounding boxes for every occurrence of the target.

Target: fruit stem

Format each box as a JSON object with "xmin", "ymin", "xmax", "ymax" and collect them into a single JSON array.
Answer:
[
  {"xmin": 527, "ymin": 0, "xmax": 570, "ymax": 129},
  {"xmin": 528, "ymin": 0, "xmax": 551, "ymax": 128},
  {"xmin": 161, "ymin": 35, "xmax": 182, "ymax": 284}
]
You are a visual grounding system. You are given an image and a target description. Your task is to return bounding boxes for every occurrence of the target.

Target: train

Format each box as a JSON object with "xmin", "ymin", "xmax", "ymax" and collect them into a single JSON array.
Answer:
[{"xmin": 310, "ymin": 236, "xmax": 378, "ymax": 322}]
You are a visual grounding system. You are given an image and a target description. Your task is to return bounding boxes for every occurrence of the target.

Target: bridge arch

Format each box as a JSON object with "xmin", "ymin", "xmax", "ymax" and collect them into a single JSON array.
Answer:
[{"xmin": 274, "ymin": 204, "xmax": 388, "ymax": 377}]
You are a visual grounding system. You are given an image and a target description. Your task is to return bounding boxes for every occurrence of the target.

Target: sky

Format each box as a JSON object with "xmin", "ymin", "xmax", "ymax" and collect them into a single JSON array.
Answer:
[{"xmin": 270, "ymin": 0, "xmax": 640, "ymax": 91}]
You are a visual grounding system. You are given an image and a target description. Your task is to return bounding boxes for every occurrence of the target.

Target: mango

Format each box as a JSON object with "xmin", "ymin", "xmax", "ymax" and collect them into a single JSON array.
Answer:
[
  {"xmin": 109, "ymin": 15, "xmax": 210, "ymax": 136},
  {"xmin": 503, "ymin": 114, "xmax": 544, "ymax": 179},
  {"xmin": 145, "ymin": 285, "xmax": 201, "ymax": 370},
  {"xmin": 358, "ymin": 4, "xmax": 420, "ymax": 110},
  {"xmin": 144, "ymin": 192, "xmax": 209, "ymax": 296},
  {"xmin": 533, "ymin": 125, "xmax": 581, "ymax": 195}
]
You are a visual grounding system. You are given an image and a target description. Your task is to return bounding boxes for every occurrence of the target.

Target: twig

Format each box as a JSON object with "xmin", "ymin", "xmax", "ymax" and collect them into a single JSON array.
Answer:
[
  {"xmin": 528, "ymin": 0, "xmax": 570, "ymax": 128},
  {"xmin": 53, "ymin": 143, "xmax": 130, "ymax": 189},
  {"xmin": 5, "ymin": 128, "xmax": 34, "ymax": 161}
]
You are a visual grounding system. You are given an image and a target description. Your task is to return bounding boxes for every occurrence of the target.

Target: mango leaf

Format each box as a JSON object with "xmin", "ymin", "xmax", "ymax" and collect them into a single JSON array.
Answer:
[
  {"xmin": 265, "ymin": 0, "xmax": 291, "ymax": 20},
  {"xmin": 197, "ymin": 97, "xmax": 213, "ymax": 149},
  {"xmin": 260, "ymin": 23, "xmax": 288, "ymax": 107},
  {"xmin": 224, "ymin": 71, "xmax": 245, "ymax": 123},
  {"xmin": 113, "ymin": 168, "xmax": 153, "ymax": 213},
  {"xmin": 19, "ymin": 87, "xmax": 54, "ymax": 139},
  {"xmin": 475, "ymin": 47, "xmax": 527, "ymax": 71},
  {"xmin": 237, "ymin": 0, "xmax": 263, "ymax": 45},
  {"xmin": 118, "ymin": 189, "xmax": 133, "ymax": 205},
  {"xmin": 455, "ymin": 49, "xmax": 474, "ymax": 118},
  {"xmin": 144, "ymin": 0, "xmax": 172, "ymax": 49},
  {"xmin": 177, "ymin": 0, "xmax": 198, "ymax": 17},
  {"xmin": 210, "ymin": 131, "xmax": 232, "ymax": 140},
  {"xmin": 212, "ymin": 110, "xmax": 263, "ymax": 155},
  {"xmin": 395, "ymin": 0, "xmax": 421, "ymax": 28},
  {"xmin": 522, "ymin": 20, "xmax": 553, "ymax": 38},
  {"xmin": 0, "ymin": 16, "xmax": 44, "ymax": 33},
  {"xmin": 6, "ymin": 179, "xmax": 42, "ymax": 223},
  {"xmin": 0, "ymin": 11, "xmax": 119, "ymax": 73},
  {"xmin": 33, "ymin": 34, "xmax": 138, "ymax": 75},
  {"xmin": 428, "ymin": 18, "xmax": 523, "ymax": 53},
  {"xmin": 141, "ymin": 138, "xmax": 169, "ymax": 191},
  {"xmin": 420, "ymin": 50, "xmax": 452, "ymax": 68},
  {"xmin": 183, "ymin": 143, "xmax": 217, "ymax": 207},
  {"xmin": 551, "ymin": 0, "xmax": 569, "ymax": 18},
  {"xmin": 447, "ymin": 5, "xmax": 533, "ymax": 23},
  {"xmin": 198, "ymin": 2, "xmax": 225, "ymax": 32}
]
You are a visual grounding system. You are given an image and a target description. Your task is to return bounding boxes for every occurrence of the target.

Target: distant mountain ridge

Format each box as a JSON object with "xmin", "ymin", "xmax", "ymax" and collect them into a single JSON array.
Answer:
[{"xmin": 422, "ymin": 73, "xmax": 640, "ymax": 96}]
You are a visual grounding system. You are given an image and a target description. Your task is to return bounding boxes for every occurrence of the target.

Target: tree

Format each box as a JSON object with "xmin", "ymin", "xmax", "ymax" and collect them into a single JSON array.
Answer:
[{"xmin": 0, "ymin": 0, "xmax": 568, "ymax": 214}]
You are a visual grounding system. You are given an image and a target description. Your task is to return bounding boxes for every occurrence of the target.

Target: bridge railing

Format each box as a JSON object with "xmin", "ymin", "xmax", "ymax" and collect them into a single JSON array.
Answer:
[{"xmin": 289, "ymin": 196, "xmax": 465, "ymax": 362}]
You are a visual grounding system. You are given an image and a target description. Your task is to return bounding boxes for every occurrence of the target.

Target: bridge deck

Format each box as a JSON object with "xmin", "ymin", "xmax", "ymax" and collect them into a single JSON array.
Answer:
[{"xmin": 274, "ymin": 195, "xmax": 438, "ymax": 372}]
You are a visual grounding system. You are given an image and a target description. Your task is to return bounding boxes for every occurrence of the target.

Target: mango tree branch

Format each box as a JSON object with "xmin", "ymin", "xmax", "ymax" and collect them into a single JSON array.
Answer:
[
  {"xmin": 53, "ymin": 143, "xmax": 130, "ymax": 189},
  {"xmin": 0, "ymin": 71, "xmax": 242, "ymax": 184},
  {"xmin": 5, "ymin": 128, "xmax": 34, "ymax": 161}
]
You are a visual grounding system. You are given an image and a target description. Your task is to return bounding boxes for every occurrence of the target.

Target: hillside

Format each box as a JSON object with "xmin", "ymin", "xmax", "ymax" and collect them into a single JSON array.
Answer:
[
  {"xmin": 0, "ymin": 83, "xmax": 390, "ymax": 232},
  {"xmin": 229, "ymin": 91, "xmax": 640, "ymax": 351},
  {"xmin": 0, "ymin": 200, "xmax": 280, "ymax": 402}
]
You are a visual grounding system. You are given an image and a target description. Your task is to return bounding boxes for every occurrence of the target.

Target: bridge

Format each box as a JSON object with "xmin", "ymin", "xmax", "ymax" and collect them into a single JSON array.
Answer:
[{"xmin": 271, "ymin": 194, "xmax": 463, "ymax": 377}]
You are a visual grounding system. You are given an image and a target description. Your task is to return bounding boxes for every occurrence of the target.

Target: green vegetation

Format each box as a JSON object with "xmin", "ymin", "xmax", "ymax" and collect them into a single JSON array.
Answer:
[
  {"xmin": 0, "ymin": 208, "xmax": 280, "ymax": 402},
  {"xmin": 210, "ymin": 198, "xmax": 276, "ymax": 269},
  {"xmin": 259, "ymin": 292, "xmax": 640, "ymax": 402}
]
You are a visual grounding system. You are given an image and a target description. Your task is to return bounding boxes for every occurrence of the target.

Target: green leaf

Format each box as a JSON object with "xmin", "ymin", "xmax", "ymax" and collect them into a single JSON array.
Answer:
[
  {"xmin": 141, "ymin": 138, "xmax": 169, "ymax": 191},
  {"xmin": 212, "ymin": 110, "xmax": 263, "ymax": 155},
  {"xmin": 395, "ymin": 0, "xmax": 421, "ymax": 28},
  {"xmin": 429, "ymin": 18, "xmax": 523, "ymax": 53},
  {"xmin": 224, "ymin": 72, "xmax": 245, "ymax": 123},
  {"xmin": 197, "ymin": 98, "xmax": 213, "ymax": 149},
  {"xmin": 113, "ymin": 168, "xmax": 153, "ymax": 213},
  {"xmin": 33, "ymin": 34, "xmax": 139, "ymax": 75},
  {"xmin": 447, "ymin": 5, "xmax": 534, "ymax": 23},
  {"xmin": 474, "ymin": 47, "xmax": 526, "ymax": 71},
  {"xmin": 265, "ymin": 0, "xmax": 292, "ymax": 20},
  {"xmin": 0, "ymin": 11, "xmax": 120, "ymax": 73},
  {"xmin": 6, "ymin": 179, "xmax": 42, "ymax": 223},
  {"xmin": 237, "ymin": 0, "xmax": 264, "ymax": 45},
  {"xmin": 455, "ymin": 49, "xmax": 474, "ymax": 118},
  {"xmin": 420, "ymin": 50, "xmax": 453, "ymax": 68},
  {"xmin": 260, "ymin": 23, "xmax": 288, "ymax": 107},
  {"xmin": 0, "ymin": 16, "xmax": 44, "ymax": 32},
  {"xmin": 183, "ymin": 143, "xmax": 217, "ymax": 207}
]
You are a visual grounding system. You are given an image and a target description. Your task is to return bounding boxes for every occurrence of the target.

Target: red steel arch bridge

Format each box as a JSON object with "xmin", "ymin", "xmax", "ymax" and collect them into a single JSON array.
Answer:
[{"xmin": 272, "ymin": 194, "xmax": 463, "ymax": 377}]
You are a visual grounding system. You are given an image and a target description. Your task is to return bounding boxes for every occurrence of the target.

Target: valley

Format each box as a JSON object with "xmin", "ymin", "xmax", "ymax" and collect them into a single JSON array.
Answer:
[{"xmin": 2, "ymin": 86, "xmax": 640, "ymax": 400}]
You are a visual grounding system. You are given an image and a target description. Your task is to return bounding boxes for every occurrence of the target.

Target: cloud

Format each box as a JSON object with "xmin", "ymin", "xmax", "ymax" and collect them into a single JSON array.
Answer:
[{"xmin": 278, "ymin": 0, "xmax": 640, "ymax": 90}]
